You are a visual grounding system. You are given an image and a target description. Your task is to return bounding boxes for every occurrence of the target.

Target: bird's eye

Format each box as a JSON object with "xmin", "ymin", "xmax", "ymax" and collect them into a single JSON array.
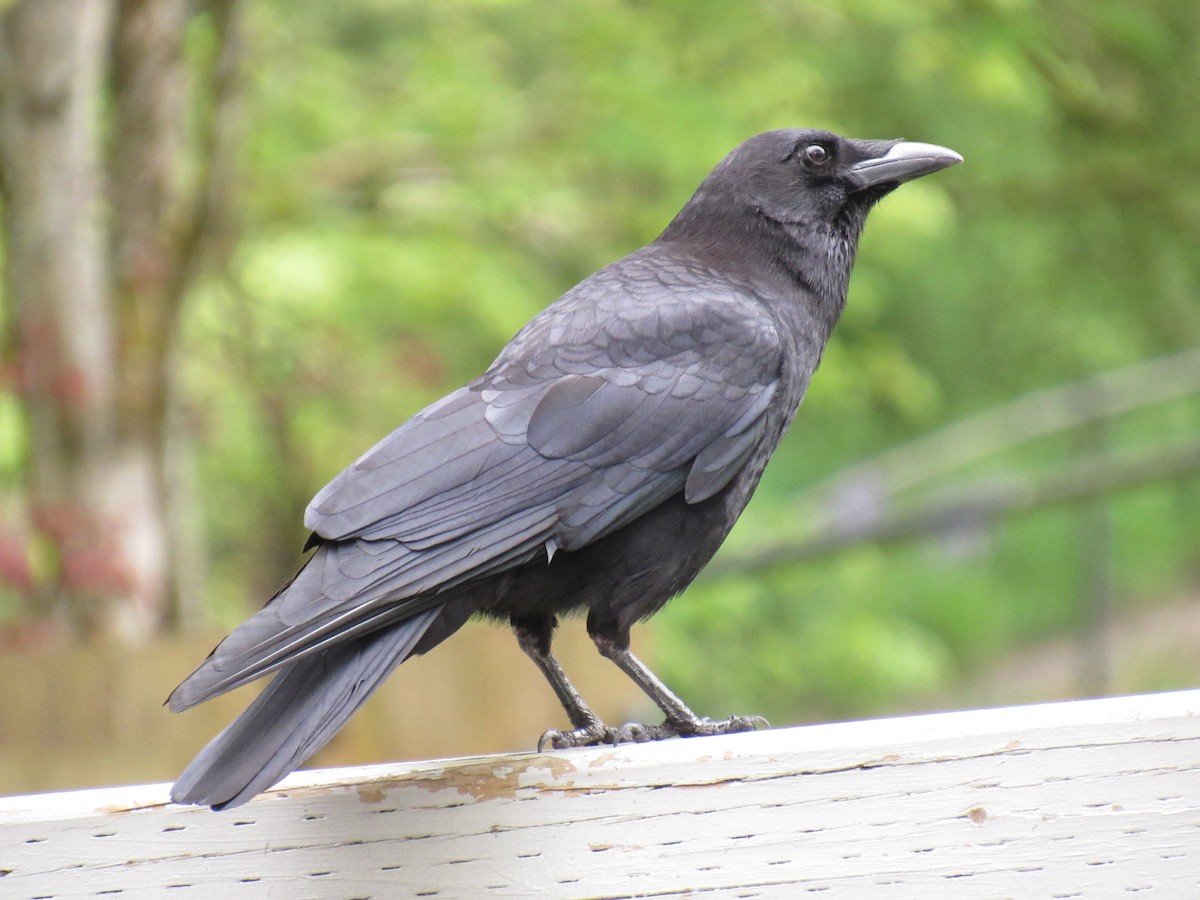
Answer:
[{"xmin": 802, "ymin": 143, "xmax": 830, "ymax": 166}]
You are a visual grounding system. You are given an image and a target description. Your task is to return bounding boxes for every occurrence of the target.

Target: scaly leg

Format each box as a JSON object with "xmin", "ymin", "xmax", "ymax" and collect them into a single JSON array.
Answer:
[
  {"xmin": 593, "ymin": 633, "xmax": 768, "ymax": 743},
  {"xmin": 513, "ymin": 615, "xmax": 617, "ymax": 750}
]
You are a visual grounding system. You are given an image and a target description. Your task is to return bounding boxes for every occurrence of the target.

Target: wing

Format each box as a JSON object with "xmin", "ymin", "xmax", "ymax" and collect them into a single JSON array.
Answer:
[
  {"xmin": 175, "ymin": 251, "xmax": 783, "ymax": 706},
  {"xmin": 313, "ymin": 252, "xmax": 784, "ymax": 552}
]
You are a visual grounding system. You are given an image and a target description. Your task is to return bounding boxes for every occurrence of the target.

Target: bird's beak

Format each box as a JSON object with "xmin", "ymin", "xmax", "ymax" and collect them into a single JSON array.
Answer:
[{"xmin": 849, "ymin": 141, "xmax": 962, "ymax": 189}]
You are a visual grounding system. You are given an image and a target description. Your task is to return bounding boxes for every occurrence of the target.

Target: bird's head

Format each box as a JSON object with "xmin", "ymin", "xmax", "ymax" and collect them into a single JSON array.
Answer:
[{"xmin": 662, "ymin": 128, "xmax": 961, "ymax": 244}]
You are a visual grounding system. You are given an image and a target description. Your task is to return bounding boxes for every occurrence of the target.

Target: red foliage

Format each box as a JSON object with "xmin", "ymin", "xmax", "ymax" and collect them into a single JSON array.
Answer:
[
  {"xmin": 0, "ymin": 529, "xmax": 33, "ymax": 593},
  {"xmin": 30, "ymin": 502, "xmax": 137, "ymax": 595},
  {"xmin": 14, "ymin": 314, "xmax": 94, "ymax": 412}
]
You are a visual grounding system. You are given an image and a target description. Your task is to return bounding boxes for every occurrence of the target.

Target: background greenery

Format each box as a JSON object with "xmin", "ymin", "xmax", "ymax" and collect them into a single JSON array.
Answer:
[{"xmin": 8, "ymin": 0, "xmax": 1200, "ymax": 740}]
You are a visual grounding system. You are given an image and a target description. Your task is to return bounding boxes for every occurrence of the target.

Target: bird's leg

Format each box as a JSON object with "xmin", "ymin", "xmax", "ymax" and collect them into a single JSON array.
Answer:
[
  {"xmin": 592, "ymin": 632, "xmax": 768, "ymax": 743},
  {"xmin": 512, "ymin": 615, "xmax": 617, "ymax": 750}
]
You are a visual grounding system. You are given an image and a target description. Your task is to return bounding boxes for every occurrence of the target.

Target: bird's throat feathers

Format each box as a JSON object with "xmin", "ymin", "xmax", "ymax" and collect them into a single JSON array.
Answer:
[
  {"xmin": 659, "ymin": 192, "xmax": 874, "ymax": 342},
  {"xmin": 764, "ymin": 206, "xmax": 870, "ymax": 335}
]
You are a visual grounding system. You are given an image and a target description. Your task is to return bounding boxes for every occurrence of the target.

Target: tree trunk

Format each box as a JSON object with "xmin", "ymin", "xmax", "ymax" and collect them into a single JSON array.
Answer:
[
  {"xmin": 0, "ymin": 0, "xmax": 243, "ymax": 638},
  {"xmin": 0, "ymin": 0, "xmax": 121, "ymax": 634},
  {"xmin": 104, "ymin": 0, "xmax": 192, "ymax": 636}
]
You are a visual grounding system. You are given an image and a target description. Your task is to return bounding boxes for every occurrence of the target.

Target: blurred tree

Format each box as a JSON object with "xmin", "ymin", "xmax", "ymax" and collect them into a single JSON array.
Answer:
[
  {"xmin": 0, "ymin": 0, "xmax": 242, "ymax": 637},
  {"xmin": 0, "ymin": 0, "xmax": 1196, "ymax": 724}
]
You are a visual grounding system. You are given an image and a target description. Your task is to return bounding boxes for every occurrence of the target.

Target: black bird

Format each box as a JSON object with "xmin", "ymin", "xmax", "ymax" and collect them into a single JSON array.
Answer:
[{"xmin": 170, "ymin": 129, "xmax": 961, "ymax": 809}]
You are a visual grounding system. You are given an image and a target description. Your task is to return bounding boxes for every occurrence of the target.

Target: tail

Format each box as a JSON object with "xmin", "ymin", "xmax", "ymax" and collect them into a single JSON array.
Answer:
[{"xmin": 171, "ymin": 607, "xmax": 441, "ymax": 810}]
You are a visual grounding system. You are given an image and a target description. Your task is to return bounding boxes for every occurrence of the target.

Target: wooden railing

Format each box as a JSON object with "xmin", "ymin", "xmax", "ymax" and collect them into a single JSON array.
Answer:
[{"xmin": 3, "ymin": 690, "xmax": 1198, "ymax": 898}]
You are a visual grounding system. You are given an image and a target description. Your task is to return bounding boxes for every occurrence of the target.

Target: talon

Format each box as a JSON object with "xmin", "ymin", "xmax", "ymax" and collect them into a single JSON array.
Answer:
[
  {"xmin": 615, "ymin": 723, "xmax": 642, "ymax": 744},
  {"xmin": 710, "ymin": 714, "xmax": 769, "ymax": 734},
  {"xmin": 537, "ymin": 721, "xmax": 616, "ymax": 750},
  {"xmin": 672, "ymin": 713, "xmax": 770, "ymax": 738},
  {"xmin": 613, "ymin": 722, "xmax": 655, "ymax": 744},
  {"xmin": 538, "ymin": 712, "xmax": 768, "ymax": 752},
  {"xmin": 611, "ymin": 721, "xmax": 678, "ymax": 743}
]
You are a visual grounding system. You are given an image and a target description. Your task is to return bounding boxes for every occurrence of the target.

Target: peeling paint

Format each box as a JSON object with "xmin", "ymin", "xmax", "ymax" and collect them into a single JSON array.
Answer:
[
  {"xmin": 357, "ymin": 784, "xmax": 387, "ymax": 805},
  {"xmin": 391, "ymin": 756, "xmax": 583, "ymax": 802},
  {"xmin": 588, "ymin": 751, "xmax": 621, "ymax": 769}
]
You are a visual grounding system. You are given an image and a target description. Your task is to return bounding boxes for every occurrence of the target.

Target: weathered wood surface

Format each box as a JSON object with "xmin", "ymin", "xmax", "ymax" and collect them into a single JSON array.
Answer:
[
  {"xmin": 0, "ymin": 622, "xmax": 642, "ymax": 796},
  {"xmin": 3, "ymin": 690, "xmax": 1199, "ymax": 898}
]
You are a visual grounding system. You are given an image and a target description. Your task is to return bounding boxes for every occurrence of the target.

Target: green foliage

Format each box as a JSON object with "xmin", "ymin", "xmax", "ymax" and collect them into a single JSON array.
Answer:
[{"xmin": 168, "ymin": 0, "xmax": 1200, "ymax": 716}]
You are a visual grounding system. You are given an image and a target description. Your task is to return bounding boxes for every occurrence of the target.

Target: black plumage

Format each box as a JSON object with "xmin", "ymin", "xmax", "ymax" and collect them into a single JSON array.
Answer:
[{"xmin": 170, "ymin": 129, "xmax": 961, "ymax": 809}]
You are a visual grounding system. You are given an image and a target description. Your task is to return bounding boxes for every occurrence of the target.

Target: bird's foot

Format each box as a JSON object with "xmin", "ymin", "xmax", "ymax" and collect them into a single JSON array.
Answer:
[
  {"xmin": 614, "ymin": 714, "xmax": 769, "ymax": 744},
  {"xmin": 539, "ymin": 714, "xmax": 768, "ymax": 751},
  {"xmin": 537, "ymin": 721, "xmax": 619, "ymax": 751}
]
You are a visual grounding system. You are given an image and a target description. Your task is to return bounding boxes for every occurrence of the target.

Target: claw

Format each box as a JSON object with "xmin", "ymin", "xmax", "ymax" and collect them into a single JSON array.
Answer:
[
  {"xmin": 691, "ymin": 714, "xmax": 769, "ymax": 735},
  {"xmin": 612, "ymin": 721, "xmax": 674, "ymax": 743},
  {"xmin": 537, "ymin": 721, "xmax": 617, "ymax": 751},
  {"xmin": 681, "ymin": 713, "xmax": 769, "ymax": 736},
  {"xmin": 608, "ymin": 713, "xmax": 769, "ymax": 745},
  {"xmin": 538, "ymin": 713, "xmax": 768, "ymax": 752}
]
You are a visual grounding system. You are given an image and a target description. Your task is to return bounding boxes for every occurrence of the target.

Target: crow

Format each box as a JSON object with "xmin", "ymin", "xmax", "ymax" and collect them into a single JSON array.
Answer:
[{"xmin": 169, "ymin": 129, "xmax": 961, "ymax": 809}]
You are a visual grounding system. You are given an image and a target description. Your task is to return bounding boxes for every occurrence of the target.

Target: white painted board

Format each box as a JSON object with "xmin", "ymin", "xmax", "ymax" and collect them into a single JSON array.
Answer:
[{"xmin": 3, "ymin": 690, "xmax": 1199, "ymax": 898}]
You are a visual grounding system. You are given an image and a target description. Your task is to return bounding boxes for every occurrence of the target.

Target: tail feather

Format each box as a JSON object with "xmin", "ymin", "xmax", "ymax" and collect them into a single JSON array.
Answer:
[{"xmin": 171, "ymin": 606, "xmax": 442, "ymax": 810}]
